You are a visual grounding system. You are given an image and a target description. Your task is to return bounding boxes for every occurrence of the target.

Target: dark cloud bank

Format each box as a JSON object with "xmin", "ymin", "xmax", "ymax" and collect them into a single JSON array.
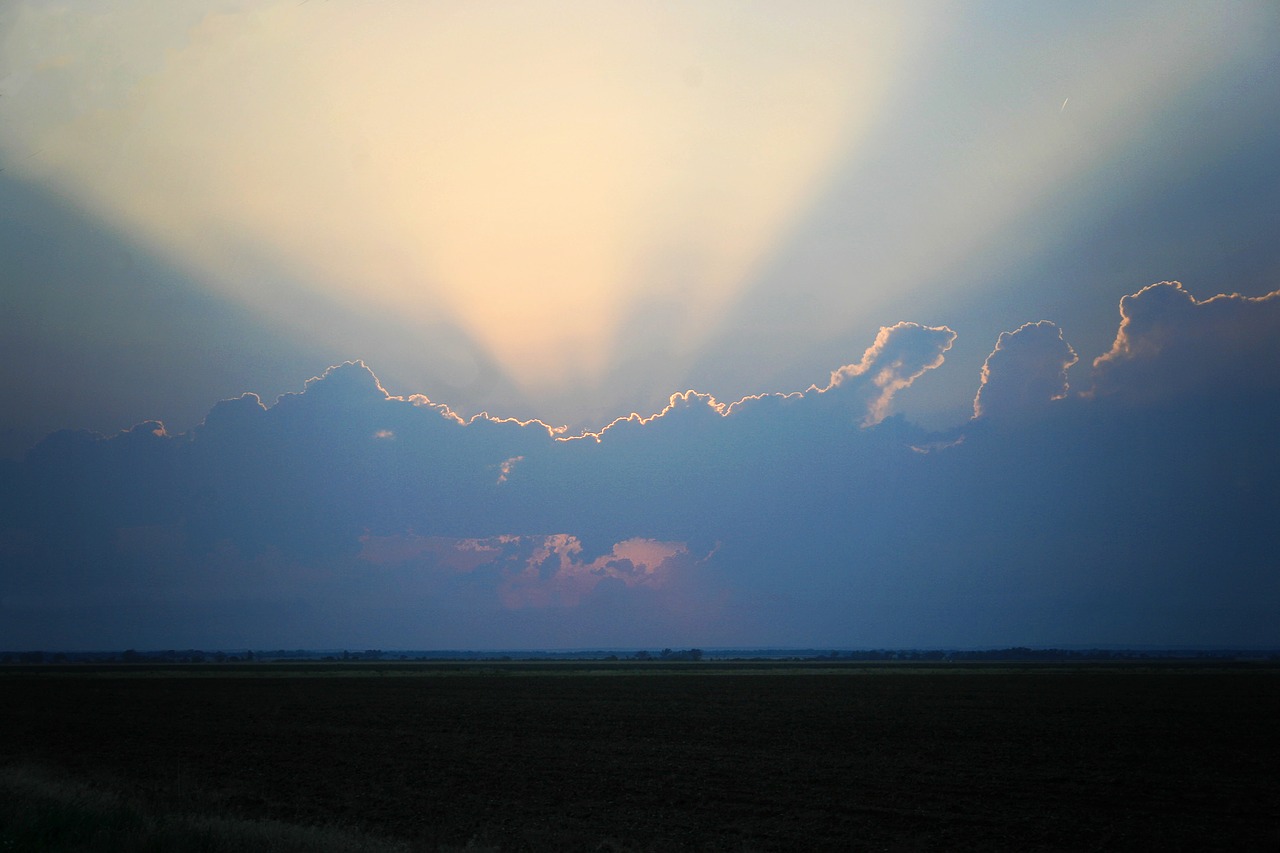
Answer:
[{"xmin": 2, "ymin": 282, "xmax": 1278, "ymax": 650}]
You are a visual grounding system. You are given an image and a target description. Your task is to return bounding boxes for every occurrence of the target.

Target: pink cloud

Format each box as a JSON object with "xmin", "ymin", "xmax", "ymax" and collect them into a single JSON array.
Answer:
[
  {"xmin": 496, "ymin": 535, "xmax": 689, "ymax": 609},
  {"xmin": 357, "ymin": 531, "xmax": 693, "ymax": 610},
  {"xmin": 495, "ymin": 455, "xmax": 524, "ymax": 484}
]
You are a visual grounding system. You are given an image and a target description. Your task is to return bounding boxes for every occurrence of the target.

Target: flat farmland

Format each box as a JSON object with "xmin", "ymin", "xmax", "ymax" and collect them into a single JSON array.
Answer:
[{"xmin": 2, "ymin": 662, "xmax": 1278, "ymax": 851}]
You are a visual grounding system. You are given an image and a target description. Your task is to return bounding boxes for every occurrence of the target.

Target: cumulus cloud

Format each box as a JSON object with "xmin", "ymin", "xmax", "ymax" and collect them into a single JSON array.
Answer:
[
  {"xmin": 1090, "ymin": 281, "xmax": 1280, "ymax": 402},
  {"xmin": 295, "ymin": 361, "xmax": 394, "ymax": 406},
  {"xmin": 817, "ymin": 321, "xmax": 958, "ymax": 426},
  {"xmin": 2, "ymin": 302, "xmax": 1279, "ymax": 650},
  {"xmin": 3, "ymin": 325, "xmax": 955, "ymax": 562},
  {"xmin": 577, "ymin": 320, "xmax": 957, "ymax": 439},
  {"xmin": 972, "ymin": 321, "xmax": 1078, "ymax": 420}
]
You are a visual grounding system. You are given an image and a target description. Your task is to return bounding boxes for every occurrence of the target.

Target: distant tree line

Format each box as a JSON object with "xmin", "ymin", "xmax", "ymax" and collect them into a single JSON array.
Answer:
[
  {"xmin": 623, "ymin": 648, "xmax": 704, "ymax": 662},
  {"xmin": 793, "ymin": 647, "xmax": 1280, "ymax": 662},
  {"xmin": 4, "ymin": 646, "xmax": 1279, "ymax": 664}
]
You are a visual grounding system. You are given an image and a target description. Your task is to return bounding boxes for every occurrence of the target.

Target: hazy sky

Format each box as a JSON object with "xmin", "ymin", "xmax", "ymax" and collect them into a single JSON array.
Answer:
[{"xmin": 2, "ymin": 1, "xmax": 1279, "ymax": 650}]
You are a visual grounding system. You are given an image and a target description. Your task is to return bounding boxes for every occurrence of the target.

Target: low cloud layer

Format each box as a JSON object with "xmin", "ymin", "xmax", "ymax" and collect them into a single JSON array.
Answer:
[{"xmin": 2, "ymin": 285, "xmax": 1278, "ymax": 649}]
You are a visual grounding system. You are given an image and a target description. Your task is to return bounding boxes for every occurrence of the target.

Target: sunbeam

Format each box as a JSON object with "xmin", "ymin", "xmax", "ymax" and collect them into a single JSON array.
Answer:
[{"xmin": 0, "ymin": 1, "xmax": 914, "ymax": 400}]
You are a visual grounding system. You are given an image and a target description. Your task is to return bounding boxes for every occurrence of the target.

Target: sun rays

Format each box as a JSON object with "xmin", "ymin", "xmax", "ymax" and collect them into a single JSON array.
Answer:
[
  {"xmin": 0, "ymin": 1, "xmax": 910, "ymax": 396},
  {"xmin": 1, "ymin": 1, "xmax": 1273, "ymax": 430}
]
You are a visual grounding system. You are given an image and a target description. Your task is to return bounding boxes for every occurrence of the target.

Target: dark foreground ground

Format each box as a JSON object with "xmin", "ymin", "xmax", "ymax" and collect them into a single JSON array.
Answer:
[{"xmin": 2, "ymin": 661, "xmax": 1278, "ymax": 851}]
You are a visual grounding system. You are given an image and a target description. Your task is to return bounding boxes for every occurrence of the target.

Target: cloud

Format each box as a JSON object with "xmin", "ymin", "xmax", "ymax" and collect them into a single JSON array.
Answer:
[
  {"xmin": 817, "ymin": 322, "xmax": 958, "ymax": 426},
  {"xmin": 490, "ymin": 534, "xmax": 692, "ymax": 610},
  {"xmin": 292, "ymin": 360, "xmax": 394, "ymax": 407},
  {"xmin": 2, "ymin": 302, "xmax": 1279, "ymax": 649},
  {"xmin": 495, "ymin": 456, "xmax": 524, "ymax": 484},
  {"xmin": 972, "ymin": 321, "xmax": 1078, "ymax": 420},
  {"xmin": 550, "ymin": 320, "xmax": 956, "ymax": 443},
  {"xmin": 1090, "ymin": 281, "xmax": 1280, "ymax": 403},
  {"xmin": 6, "ymin": 327, "xmax": 952, "ymax": 565},
  {"xmin": 358, "ymin": 531, "xmax": 677, "ymax": 609}
]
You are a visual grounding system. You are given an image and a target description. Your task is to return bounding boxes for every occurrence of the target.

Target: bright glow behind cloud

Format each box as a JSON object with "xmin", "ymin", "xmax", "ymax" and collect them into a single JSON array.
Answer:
[
  {"xmin": 0, "ymin": 1, "xmax": 911, "ymax": 394},
  {"xmin": 1, "ymin": 1, "xmax": 1272, "ymax": 429}
]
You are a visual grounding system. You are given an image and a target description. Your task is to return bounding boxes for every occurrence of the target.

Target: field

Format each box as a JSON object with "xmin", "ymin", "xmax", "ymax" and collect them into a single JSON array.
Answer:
[{"xmin": 2, "ymin": 661, "xmax": 1278, "ymax": 851}]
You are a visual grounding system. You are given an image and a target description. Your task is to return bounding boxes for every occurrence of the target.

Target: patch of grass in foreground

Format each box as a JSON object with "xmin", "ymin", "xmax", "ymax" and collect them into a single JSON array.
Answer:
[{"xmin": 0, "ymin": 765, "xmax": 417, "ymax": 853}]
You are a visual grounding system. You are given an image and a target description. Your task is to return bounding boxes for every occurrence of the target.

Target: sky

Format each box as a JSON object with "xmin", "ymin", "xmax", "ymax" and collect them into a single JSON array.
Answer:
[{"xmin": 2, "ymin": 1, "xmax": 1279, "ymax": 650}]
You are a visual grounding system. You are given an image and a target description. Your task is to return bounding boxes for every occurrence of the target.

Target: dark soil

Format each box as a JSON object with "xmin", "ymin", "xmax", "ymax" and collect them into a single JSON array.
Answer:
[{"xmin": 3, "ymin": 663, "xmax": 1278, "ymax": 850}]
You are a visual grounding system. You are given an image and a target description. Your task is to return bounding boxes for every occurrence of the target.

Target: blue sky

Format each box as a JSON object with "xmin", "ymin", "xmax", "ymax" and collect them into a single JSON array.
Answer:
[{"xmin": 2, "ymin": 2, "xmax": 1279, "ymax": 649}]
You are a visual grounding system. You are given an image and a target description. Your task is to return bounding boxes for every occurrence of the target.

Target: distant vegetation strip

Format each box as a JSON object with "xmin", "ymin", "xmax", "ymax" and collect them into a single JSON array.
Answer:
[
  {"xmin": 4, "ymin": 646, "xmax": 1278, "ymax": 665},
  {"xmin": 4, "ymin": 658, "xmax": 1279, "ymax": 682}
]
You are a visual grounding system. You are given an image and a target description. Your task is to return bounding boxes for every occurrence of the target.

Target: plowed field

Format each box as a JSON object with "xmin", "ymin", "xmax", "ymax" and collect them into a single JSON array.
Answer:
[{"xmin": 3, "ymin": 663, "xmax": 1278, "ymax": 850}]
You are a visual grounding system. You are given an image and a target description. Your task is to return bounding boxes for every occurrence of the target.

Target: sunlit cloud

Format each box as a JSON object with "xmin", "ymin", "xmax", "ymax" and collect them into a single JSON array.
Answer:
[
  {"xmin": 1089, "ymin": 281, "xmax": 1280, "ymax": 403},
  {"xmin": 571, "ymin": 320, "xmax": 954, "ymax": 441},
  {"xmin": 495, "ymin": 455, "xmax": 524, "ymax": 485},
  {"xmin": 496, "ymin": 534, "xmax": 690, "ymax": 610},
  {"xmin": 972, "ymin": 321, "xmax": 1077, "ymax": 420},
  {"xmin": 356, "ymin": 530, "xmax": 690, "ymax": 611}
]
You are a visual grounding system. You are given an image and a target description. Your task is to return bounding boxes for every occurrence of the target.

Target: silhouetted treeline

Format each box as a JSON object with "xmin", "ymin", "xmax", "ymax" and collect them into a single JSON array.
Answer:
[
  {"xmin": 4, "ymin": 646, "xmax": 1279, "ymax": 664},
  {"xmin": 793, "ymin": 647, "xmax": 1280, "ymax": 662}
]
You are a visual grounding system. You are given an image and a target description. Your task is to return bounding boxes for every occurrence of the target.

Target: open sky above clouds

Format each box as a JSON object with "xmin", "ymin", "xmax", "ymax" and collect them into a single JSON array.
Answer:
[{"xmin": 2, "ymin": 1, "xmax": 1279, "ymax": 650}]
